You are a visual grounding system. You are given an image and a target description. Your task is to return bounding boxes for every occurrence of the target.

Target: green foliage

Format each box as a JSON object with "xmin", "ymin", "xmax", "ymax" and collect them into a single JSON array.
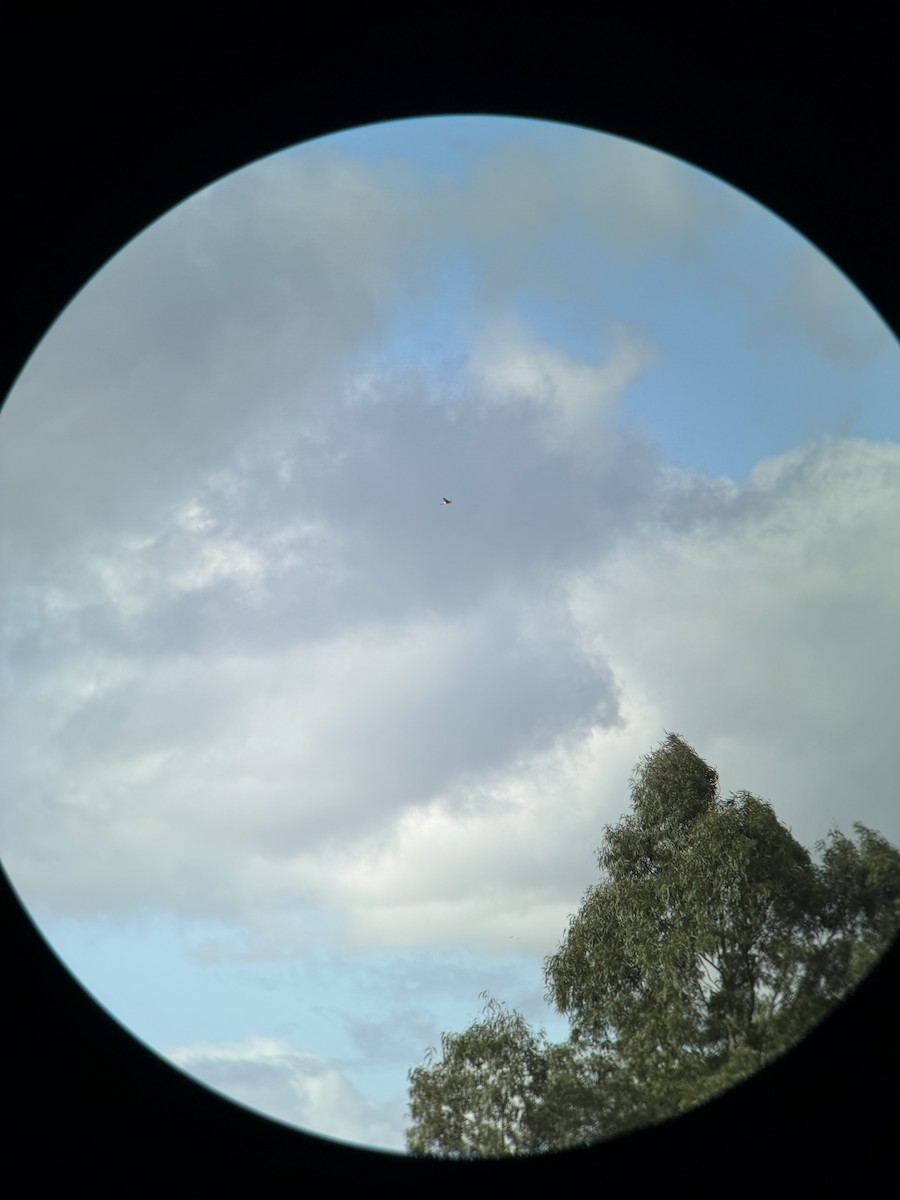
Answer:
[
  {"xmin": 406, "ymin": 994, "xmax": 551, "ymax": 1158},
  {"xmin": 406, "ymin": 998, "xmax": 617, "ymax": 1158},
  {"xmin": 405, "ymin": 733, "xmax": 900, "ymax": 1156}
]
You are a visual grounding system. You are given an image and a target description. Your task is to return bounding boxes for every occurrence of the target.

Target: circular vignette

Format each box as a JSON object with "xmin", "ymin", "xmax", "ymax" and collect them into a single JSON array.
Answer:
[{"xmin": 1, "ymin": 24, "xmax": 898, "ymax": 1194}]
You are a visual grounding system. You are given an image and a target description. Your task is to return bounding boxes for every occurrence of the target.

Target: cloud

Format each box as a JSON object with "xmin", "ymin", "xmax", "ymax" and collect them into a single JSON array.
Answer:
[
  {"xmin": 759, "ymin": 243, "xmax": 894, "ymax": 364},
  {"xmin": 459, "ymin": 128, "xmax": 741, "ymax": 307},
  {"xmin": 3, "ymin": 364, "xmax": 897, "ymax": 963},
  {"xmin": 0, "ymin": 120, "xmax": 745, "ymax": 600},
  {"xmin": 164, "ymin": 1035, "xmax": 406, "ymax": 1151},
  {"xmin": 468, "ymin": 314, "xmax": 659, "ymax": 448},
  {"xmin": 565, "ymin": 436, "xmax": 900, "ymax": 848},
  {"xmin": 0, "ymin": 585, "xmax": 619, "ymax": 920},
  {"xmin": 0, "ymin": 146, "xmax": 432, "ymax": 574},
  {"xmin": 222, "ymin": 436, "xmax": 900, "ymax": 957},
  {"xmin": 2, "ymin": 120, "xmax": 897, "ymax": 972}
]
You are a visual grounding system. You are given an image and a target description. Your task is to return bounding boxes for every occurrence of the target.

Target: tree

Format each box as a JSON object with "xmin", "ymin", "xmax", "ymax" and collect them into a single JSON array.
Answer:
[
  {"xmin": 406, "ymin": 995, "xmax": 615, "ymax": 1157},
  {"xmin": 544, "ymin": 734, "xmax": 822, "ymax": 1122},
  {"xmin": 406, "ymin": 995, "xmax": 550, "ymax": 1158},
  {"xmin": 406, "ymin": 733, "xmax": 900, "ymax": 1155}
]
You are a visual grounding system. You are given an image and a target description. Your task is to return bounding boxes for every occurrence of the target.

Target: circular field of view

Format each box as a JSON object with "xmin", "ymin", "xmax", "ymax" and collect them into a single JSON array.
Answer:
[{"xmin": 0, "ymin": 115, "xmax": 898, "ymax": 1155}]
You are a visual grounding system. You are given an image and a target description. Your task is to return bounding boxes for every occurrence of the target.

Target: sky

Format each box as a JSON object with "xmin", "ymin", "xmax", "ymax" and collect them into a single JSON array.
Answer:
[{"xmin": 0, "ymin": 115, "xmax": 898, "ymax": 1154}]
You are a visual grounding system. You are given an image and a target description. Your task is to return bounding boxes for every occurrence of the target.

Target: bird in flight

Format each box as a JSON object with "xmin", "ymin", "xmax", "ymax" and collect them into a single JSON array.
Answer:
[{"xmin": 440, "ymin": 497, "xmax": 453, "ymax": 505}]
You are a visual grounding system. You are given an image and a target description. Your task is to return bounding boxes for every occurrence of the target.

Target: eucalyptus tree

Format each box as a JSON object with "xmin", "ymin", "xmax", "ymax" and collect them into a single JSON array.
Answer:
[
  {"xmin": 406, "ymin": 734, "xmax": 900, "ymax": 1155},
  {"xmin": 406, "ymin": 995, "xmax": 551, "ymax": 1158},
  {"xmin": 546, "ymin": 734, "xmax": 818, "ymax": 1121}
]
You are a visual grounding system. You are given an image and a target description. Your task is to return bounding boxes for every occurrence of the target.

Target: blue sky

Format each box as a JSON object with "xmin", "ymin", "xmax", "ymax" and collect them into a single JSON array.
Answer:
[{"xmin": 1, "ymin": 115, "xmax": 898, "ymax": 1153}]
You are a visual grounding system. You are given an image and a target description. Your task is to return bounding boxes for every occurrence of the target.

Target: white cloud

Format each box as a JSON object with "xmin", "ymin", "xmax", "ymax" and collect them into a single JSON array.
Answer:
[
  {"xmin": 220, "ymin": 436, "xmax": 900, "ymax": 957},
  {"xmin": 0, "ymin": 583, "xmax": 616, "ymax": 917},
  {"xmin": 469, "ymin": 315, "xmax": 659, "ymax": 447},
  {"xmin": 566, "ymin": 436, "xmax": 900, "ymax": 847},
  {"xmin": 164, "ymin": 1035, "xmax": 406, "ymax": 1152}
]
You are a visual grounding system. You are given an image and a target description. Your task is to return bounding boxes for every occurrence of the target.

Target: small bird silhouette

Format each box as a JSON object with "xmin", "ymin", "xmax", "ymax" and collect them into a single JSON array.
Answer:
[{"xmin": 440, "ymin": 497, "xmax": 453, "ymax": 505}]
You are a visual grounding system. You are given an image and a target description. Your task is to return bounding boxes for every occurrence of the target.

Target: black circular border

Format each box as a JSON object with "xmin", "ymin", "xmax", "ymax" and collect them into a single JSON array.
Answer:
[{"xmin": 2, "ymin": 11, "xmax": 898, "ymax": 1192}]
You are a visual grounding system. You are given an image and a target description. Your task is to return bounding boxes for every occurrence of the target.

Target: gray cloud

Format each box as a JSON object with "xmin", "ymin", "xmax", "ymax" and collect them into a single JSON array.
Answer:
[
  {"xmin": 2, "ymin": 120, "xmax": 897, "ymax": 959},
  {"xmin": 1, "ymin": 124, "xmax": 739, "ymax": 572},
  {"xmin": 2, "ymin": 428, "xmax": 897, "ymax": 951}
]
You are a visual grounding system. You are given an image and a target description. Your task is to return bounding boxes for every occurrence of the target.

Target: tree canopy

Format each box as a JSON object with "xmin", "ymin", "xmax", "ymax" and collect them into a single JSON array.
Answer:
[{"xmin": 406, "ymin": 734, "xmax": 900, "ymax": 1156}]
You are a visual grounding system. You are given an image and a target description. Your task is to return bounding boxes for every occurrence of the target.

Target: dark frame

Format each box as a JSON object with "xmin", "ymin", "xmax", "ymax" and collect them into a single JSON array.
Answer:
[{"xmin": 2, "ymin": 12, "xmax": 897, "ymax": 1192}]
